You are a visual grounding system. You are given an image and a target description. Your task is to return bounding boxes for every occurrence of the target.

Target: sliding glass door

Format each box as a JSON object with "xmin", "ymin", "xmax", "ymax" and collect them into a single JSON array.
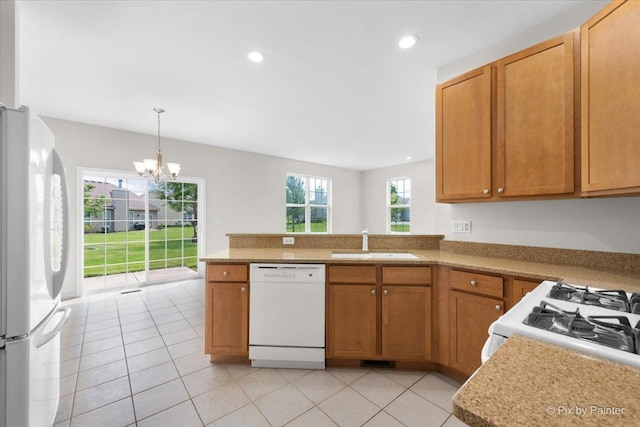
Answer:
[{"xmin": 81, "ymin": 170, "xmax": 204, "ymax": 293}]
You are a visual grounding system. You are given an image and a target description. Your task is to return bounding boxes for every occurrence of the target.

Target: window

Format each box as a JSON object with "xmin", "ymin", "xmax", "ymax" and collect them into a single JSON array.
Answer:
[
  {"xmin": 286, "ymin": 174, "xmax": 331, "ymax": 233},
  {"xmin": 388, "ymin": 177, "xmax": 410, "ymax": 233}
]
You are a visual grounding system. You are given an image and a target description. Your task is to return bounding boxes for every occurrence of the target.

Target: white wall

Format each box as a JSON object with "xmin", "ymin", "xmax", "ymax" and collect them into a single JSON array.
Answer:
[
  {"xmin": 433, "ymin": 0, "xmax": 640, "ymax": 254},
  {"xmin": 45, "ymin": 117, "xmax": 362, "ymax": 298},
  {"xmin": 437, "ymin": 0, "xmax": 608, "ymax": 82},
  {"xmin": 0, "ymin": 0, "xmax": 19, "ymax": 107},
  {"xmin": 443, "ymin": 198, "xmax": 640, "ymax": 254},
  {"xmin": 361, "ymin": 160, "xmax": 436, "ymax": 234}
]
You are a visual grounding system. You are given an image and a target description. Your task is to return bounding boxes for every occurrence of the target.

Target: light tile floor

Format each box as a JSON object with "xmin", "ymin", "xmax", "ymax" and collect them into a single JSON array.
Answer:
[{"xmin": 55, "ymin": 278, "xmax": 468, "ymax": 427}]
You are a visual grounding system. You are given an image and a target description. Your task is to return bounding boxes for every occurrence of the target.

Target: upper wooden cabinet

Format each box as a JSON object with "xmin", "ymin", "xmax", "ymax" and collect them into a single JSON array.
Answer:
[
  {"xmin": 581, "ymin": 0, "xmax": 640, "ymax": 196},
  {"xmin": 436, "ymin": 31, "xmax": 579, "ymax": 202},
  {"xmin": 436, "ymin": 65, "xmax": 493, "ymax": 201},
  {"xmin": 496, "ymin": 31, "xmax": 578, "ymax": 198}
]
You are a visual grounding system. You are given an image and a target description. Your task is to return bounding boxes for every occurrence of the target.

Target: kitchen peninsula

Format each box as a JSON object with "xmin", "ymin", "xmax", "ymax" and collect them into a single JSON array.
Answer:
[
  {"xmin": 201, "ymin": 233, "xmax": 640, "ymax": 425},
  {"xmin": 201, "ymin": 234, "xmax": 640, "ymax": 372}
]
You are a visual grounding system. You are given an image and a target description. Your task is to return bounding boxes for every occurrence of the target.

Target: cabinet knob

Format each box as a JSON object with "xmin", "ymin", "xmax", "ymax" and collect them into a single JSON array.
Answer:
[
  {"xmin": 483, "ymin": 189, "xmax": 489, "ymax": 195},
  {"xmin": 497, "ymin": 188, "xmax": 504, "ymax": 194},
  {"xmin": 470, "ymin": 280, "xmax": 477, "ymax": 286},
  {"xmin": 241, "ymin": 287, "xmax": 246, "ymax": 292},
  {"xmin": 383, "ymin": 289, "xmax": 388, "ymax": 295},
  {"xmin": 495, "ymin": 304, "xmax": 501, "ymax": 311},
  {"xmin": 223, "ymin": 271, "xmax": 229, "ymax": 277},
  {"xmin": 370, "ymin": 289, "xmax": 376, "ymax": 295}
]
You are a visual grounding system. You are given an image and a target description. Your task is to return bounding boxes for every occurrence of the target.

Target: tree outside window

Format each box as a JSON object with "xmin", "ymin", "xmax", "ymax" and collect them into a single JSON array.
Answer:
[
  {"xmin": 388, "ymin": 177, "xmax": 410, "ymax": 233},
  {"xmin": 286, "ymin": 174, "xmax": 330, "ymax": 233}
]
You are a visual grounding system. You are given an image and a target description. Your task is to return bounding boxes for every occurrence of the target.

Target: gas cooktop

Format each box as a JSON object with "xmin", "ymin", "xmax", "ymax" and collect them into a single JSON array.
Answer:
[
  {"xmin": 483, "ymin": 280, "xmax": 640, "ymax": 368},
  {"xmin": 548, "ymin": 282, "xmax": 640, "ymax": 314}
]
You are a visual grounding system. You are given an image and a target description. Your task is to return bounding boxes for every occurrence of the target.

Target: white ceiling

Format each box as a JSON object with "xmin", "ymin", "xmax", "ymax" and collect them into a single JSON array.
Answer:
[{"xmin": 18, "ymin": 0, "xmax": 589, "ymax": 171}]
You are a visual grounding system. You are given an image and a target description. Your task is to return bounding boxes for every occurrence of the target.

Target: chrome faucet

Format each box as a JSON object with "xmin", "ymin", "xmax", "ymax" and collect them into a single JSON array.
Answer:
[{"xmin": 362, "ymin": 229, "xmax": 368, "ymax": 251}]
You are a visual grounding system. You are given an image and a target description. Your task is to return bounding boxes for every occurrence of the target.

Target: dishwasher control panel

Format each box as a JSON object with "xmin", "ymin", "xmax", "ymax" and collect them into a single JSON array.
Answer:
[{"xmin": 250, "ymin": 264, "xmax": 325, "ymax": 283}]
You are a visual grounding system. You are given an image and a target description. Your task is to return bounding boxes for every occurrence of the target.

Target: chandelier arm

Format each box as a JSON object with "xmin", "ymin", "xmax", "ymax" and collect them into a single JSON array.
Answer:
[
  {"xmin": 135, "ymin": 107, "xmax": 179, "ymax": 184},
  {"xmin": 157, "ymin": 109, "xmax": 162, "ymax": 151}
]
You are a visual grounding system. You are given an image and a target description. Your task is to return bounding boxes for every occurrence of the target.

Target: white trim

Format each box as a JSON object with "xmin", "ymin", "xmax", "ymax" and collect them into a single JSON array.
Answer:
[
  {"xmin": 286, "ymin": 172, "xmax": 331, "ymax": 234},
  {"xmin": 387, "ymin": 176, "xmax": 411, "ymax": 235}
]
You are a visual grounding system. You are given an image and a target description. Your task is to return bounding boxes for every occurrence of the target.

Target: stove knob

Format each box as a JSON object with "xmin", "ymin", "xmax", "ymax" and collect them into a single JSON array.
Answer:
[
  {"xmin": 470, "ymin": 280, "xmax": 477, "ymax": 286},
  {"xmin": 495, "ymin": 304, "xmax": 501, "ymax": 311}
]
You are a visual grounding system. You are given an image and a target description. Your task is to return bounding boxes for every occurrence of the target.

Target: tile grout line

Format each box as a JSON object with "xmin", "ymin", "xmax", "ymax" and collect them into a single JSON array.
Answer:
[
  {"xmin": 58, "ymin": 281, "xmax": 462, "ymax": 427},
  {"xmin": 116, "ymin": 290, "xmax": 138, "ymax": 425}
]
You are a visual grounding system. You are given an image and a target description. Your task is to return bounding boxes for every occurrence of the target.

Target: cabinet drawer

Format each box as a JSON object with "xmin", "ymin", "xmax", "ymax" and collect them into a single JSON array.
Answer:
[
  {"xmin": 450, "ymin": 270, "xmax": 503, "ymax": 298},
  {"xmin": 207, "ymin": 264, "xmax": 248, "ymax": 282},
  {"xmin": 382, "ymin": 266, "xmax": 431, "ymax": 285},
  {"xmin": 328, "ymin": 265, "xmax": 376, "ymax": 283}
]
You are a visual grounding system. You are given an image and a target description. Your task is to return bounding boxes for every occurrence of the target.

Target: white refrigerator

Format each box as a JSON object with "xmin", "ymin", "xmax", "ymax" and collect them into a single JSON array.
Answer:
[{"xmin": 0, "ymin": 106, "xmax": 70, "ymax": 427}]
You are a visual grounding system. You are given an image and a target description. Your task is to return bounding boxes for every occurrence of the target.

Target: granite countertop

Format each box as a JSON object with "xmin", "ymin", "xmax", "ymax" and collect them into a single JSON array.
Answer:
[
  {"xmin": 200, "ymin": 248, "xmax": 640, "ymax": 292},
  {"xmin": 453, "ymin": 334, "xmax": 640, "ymax": 427}
]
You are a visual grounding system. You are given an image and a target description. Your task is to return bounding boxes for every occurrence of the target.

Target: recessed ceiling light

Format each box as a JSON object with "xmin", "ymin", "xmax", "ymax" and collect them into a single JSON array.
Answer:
[
  {"xmin": 406, "ymin": 156, "xmax": 412, "ymax": 160},
  {"xmin": 248, "ymin": 51, "xmax": 265, "ymax": 63},
  {"xmin": 398, "ymin": 35, "xmax": 419, "ymax": 49}
]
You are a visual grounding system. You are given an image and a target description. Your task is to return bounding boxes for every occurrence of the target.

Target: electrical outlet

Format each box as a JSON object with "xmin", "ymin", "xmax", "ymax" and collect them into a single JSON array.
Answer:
[
  {"xmin": 283, "ymin": 237, "xmax": 295, "ymax": 245},
  {"xmin": 452, "ymin": 220, "xmax": 472, "ymax": 233}
]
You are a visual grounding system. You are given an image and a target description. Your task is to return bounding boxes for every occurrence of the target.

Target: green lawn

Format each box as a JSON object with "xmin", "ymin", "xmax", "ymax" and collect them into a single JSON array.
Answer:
[
  {"xmin": 391, "ymin": 222, "xmax": 410, "ymax": 233},
  {"xmin": 84, "ymin": 226, "xmax": 197, "ymax": 277},
  {"xmin": 286, "ymin": 221, "xmax": 327, "ymax": 232}
]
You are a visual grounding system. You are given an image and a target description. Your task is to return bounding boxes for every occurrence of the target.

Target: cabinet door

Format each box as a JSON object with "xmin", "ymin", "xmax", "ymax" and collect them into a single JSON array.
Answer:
[
  {"xmin": 496, "ymin": 32, "xmax": 577, "ymax": 198},
  {"xmin": 327, "ymin": 284, "xmax": 377, "ymax": 359},
  {"xmin": 436, "ymin": 65, "xmax": 493, "ymax": 201},
  {"xmin": 205, "ymin": 282, "xmax": 249, "ymax": 356},
  {"xmin": 581, "ymin": 0, "xmax": 640, "ymax": 195},
  {"xmin": 449, "ymin": 291, "xmax": 504, "ymax": 376},
  {"xmin": 382, "ymin": 286, "xmax": 431, "ymax": 361},
  {"xmin": 512, "ymin": 279, "xmax": 540, "ymax": 306}
]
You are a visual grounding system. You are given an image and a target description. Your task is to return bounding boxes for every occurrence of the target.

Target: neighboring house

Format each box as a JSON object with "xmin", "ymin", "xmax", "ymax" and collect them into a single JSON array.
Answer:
[
  {"xmin": 84, "ymin": 180, "xmax": 160, "ymax": 232},
  {"xmin": 154, "ymin": 200, "xmax": 185, "ymax": 226}
]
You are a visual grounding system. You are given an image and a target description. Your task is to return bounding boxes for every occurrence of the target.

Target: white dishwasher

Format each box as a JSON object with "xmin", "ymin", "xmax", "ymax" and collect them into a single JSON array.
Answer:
[{"xmin": 249, "ymin": 263, "xmax": 325, "ymax": 369}]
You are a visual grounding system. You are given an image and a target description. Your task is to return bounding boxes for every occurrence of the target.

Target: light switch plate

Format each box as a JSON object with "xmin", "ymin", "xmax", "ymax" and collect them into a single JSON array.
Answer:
[
  {"xmin": 283, "ymin": 237, "xmax": 295, "ymax": 245},
  {"xmin": 452, "ymin": 220, "xmax": 472, "ymax": 233}
]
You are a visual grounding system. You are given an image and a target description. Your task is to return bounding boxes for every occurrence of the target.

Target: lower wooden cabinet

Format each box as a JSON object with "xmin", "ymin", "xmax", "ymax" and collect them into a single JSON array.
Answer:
[
  {"xmin": 326, "ymin": 265, "xmax": 432, "ymax": 362},
  {"xmin": 449, "ymin": 290, "xmax": 504, "ymax": 377},
  {"xmin": 512, "ymin": 279, "xmax": 540, "ymax": 305},
  {"xmin": 382, "ymin": 285, "xmax": 431, "ymax": 360},
  {"xmin": 205, "ymin": 281, "xmax": 249, "ymax": 357},
  {"xmin": 205, "ymin": 263, "xmax": 249, "ymax": 357},
  {"xmin": 327, "ymin": 284, "xmax": 377, "ymax": 359}
]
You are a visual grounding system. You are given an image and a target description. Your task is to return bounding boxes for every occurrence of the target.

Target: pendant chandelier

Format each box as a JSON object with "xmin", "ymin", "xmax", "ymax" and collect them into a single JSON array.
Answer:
[{"xmin": 133, "ymin": 107, "xmax": 181, "ymax": 185}]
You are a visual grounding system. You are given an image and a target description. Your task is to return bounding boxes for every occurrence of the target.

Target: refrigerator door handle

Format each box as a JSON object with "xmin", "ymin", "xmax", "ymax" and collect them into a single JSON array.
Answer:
[
  {"xmin": 34, "ymin": 306, "xmax": 71, "ymax": 349},
  {"xmin": 50, "ymin": 148, "xmax": 69, "ymax": 298}
]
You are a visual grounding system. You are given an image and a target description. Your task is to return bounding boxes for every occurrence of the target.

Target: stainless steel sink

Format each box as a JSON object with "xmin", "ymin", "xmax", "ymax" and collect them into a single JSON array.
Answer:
[{"xmin": 330, "ymin": 252, "xmax": 418, "ymax": 259}]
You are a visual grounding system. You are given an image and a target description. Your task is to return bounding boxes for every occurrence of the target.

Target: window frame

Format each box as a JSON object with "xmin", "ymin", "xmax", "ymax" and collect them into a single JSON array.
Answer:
[
  {"xmin": 286, "ymin": 173, "xmax": 332, "ymax": 234},
  {"xmin": 387, "ymin": 176, "xmax": 411, "ymax": 234}
]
